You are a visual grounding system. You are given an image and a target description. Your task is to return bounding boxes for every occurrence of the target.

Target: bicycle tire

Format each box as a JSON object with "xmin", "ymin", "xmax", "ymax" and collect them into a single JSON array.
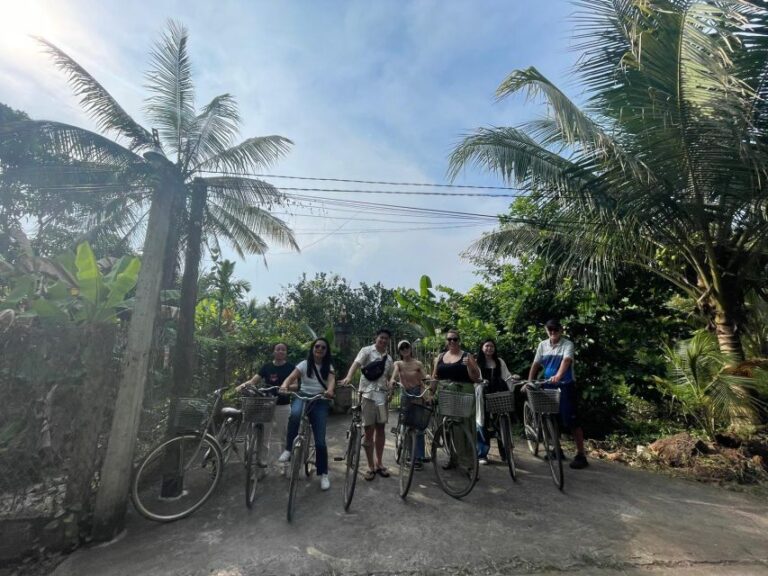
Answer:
[
  {"xmin": 541, "ymin": 415, "xmax": 564, "ymax": 491},
  {"xmin": 523, "ymin": 401, "xmax": 539, "ymax": 456},
  {"xmin": 132, "ymin": 433, "xmax": 223, "ymax": 523},
  {"xmin": 304, "ymin": 427, "xmax": 316, "ymax": 477},
  {"xmin": 287, "ymin": 437, "xmax": 304, "ymax": 522},
  {"xmin": 244, "ymin": 423, "xmax": 259, "ymax": 509},
  {"xmin": 343, "ymin": 424, "xmax": 362, "ymax": 511},
  {"xmin": 499, "ymin": 415, "xmax": 517, "ymax": 482},
  {"xmin": 217, "ymin": 418, "xmax": 239, "ymax": 465},
  {"xmin": 399, "ymin": 429, "xmax": 417, "ymax": 499},
  {"xmin": 431, "ymin": 421, "xmax": 477, "ymax": 499},
  {"xmin": 394, "ymin": 421, "xmax": 404, "ymax": 465}
]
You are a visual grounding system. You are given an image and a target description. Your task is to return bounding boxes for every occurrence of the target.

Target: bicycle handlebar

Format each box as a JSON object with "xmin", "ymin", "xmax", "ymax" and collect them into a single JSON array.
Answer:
[{"xmin": 392, "ymin": 381, "xmax": 432, "ymax": 399}]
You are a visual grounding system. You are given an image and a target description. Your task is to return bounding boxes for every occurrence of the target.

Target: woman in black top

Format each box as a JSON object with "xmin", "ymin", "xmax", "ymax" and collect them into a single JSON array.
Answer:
[
  {"xmin": 431, "ymin": 329, "xmax": 481, "ymax": 468},
  {"xmin": 475, "ymin": 339, "xmax": 514, "ymax": 464}
]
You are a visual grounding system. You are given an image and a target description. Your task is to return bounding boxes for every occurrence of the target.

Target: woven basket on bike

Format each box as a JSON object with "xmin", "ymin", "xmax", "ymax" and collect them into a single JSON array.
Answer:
[
  {"xmin": 400, "ymin": 396, "xmax": 433, "ymax": 430},
  {"xmin": 527, "ymin": 388, "xmax": 561, "ymax": 414},
  {"xmin": 484, "ymin": 391, "xmax": 515, "ymax": 414},
  {"xmin": 437, "ymin": 389, "xmax": 474, "ymax": 419},
  {"xmin": 172, "ymin": 398, "xmax": 210, "ymax": 433},
  {"xmin": 241, "ymin": 396, "xmax": 277, "ymax": 424}
]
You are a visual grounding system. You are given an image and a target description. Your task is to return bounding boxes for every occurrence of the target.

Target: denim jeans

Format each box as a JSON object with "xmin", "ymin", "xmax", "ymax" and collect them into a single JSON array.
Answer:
[{"xmin": 285, "ymin": 397, "xmax": 330, "ymax": 475}]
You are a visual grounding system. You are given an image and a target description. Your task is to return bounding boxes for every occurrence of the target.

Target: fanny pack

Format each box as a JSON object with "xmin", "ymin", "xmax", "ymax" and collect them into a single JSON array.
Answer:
[{"xmin": 361, "ymin": 353, "xmax": 389, "ymax": 381}]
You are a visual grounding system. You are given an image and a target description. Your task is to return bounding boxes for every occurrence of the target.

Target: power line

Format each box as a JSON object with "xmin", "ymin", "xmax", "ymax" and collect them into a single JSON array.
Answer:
[{"xmin": 199, "ymin": 170, "xmax": 526, "ymax": 191}]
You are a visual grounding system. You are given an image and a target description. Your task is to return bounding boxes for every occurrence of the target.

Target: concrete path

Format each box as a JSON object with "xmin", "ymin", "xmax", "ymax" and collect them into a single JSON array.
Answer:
[{"xmin": 54, "ymin": 414, "xmax": 768, "ymax": 576}]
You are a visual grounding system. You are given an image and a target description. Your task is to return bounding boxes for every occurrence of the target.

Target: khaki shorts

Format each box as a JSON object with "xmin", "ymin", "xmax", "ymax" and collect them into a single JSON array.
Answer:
[{"xmin": 361, "ymin": 396, "xmax": 388, "ymax": 426}]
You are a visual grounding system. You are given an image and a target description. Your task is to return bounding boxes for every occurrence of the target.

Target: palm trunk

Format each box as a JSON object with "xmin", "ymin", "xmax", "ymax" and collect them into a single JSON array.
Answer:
[
  {"xmin": 714, "ymin": 308, "xmax": 744, "ymax": 362},
  {"xmin": 170, "ymin": 179, "xmax": 206, "ymax": 399},
  {"xmin": 91, "ymin": 175, "xmax": 175, "ymax": 541}
]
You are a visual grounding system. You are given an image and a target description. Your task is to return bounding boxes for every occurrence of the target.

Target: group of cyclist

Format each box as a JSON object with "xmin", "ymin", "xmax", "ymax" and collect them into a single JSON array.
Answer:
[{"xmin": 236, "ymin": 319, "xmax": 588, "ymax": 494}]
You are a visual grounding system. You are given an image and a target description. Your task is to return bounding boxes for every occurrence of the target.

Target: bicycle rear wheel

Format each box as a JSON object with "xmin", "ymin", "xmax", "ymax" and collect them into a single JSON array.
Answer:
[
  {"xmin": 343, "ymin": 424, "xmax": 362, "ymax": 511},
  {"xmin": 541, "ymin": 415, "xmax": 564, "ymax": 491},
  {"xmin": 132, "ymin": 433, "xmax": 223, "ymax": 522},
  {"xmin": 431, "ymin": 421, "xmax": 477, "ymax": 499},
  {"xmin": 523, "ymin": 401, "xmax": 539, "ymax": 456},
  {"xmin": 499, "ymin": 415, "xmax": 517, "ymax": 482},
  {"xmin": 399, "ymin": 429, "xmax": 417, "ymax": 499},
  {"xmin": 287, "ymin": 438, "xmax": 304, "ymax": 522},
  {"xmin": 244, "ymin": 423, "xmax": 260, "ymax": 509}
]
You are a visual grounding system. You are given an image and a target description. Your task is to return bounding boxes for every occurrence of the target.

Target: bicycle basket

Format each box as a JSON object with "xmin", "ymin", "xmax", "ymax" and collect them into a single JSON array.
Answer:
[
  {"xmin": 485, "ymin": 391, "xmax": 515, "ymax": 414},
  {"xmin": 402, "ymin": 400, "xmax": 433, "ymax": 431},
  {"xmin": 527, "ymin": 388, "xmax": 560, "ymax": 415},
  {"xmin": 241, "ymin": 396, "xmax": 277, "ymax": 423},
  {"xmin": 438, "ymin": 389, "xmax": 474, "ymax": 419},
  {"xmin": 173, "ymin": 397, "xmax": 210, "ymax": 432}
]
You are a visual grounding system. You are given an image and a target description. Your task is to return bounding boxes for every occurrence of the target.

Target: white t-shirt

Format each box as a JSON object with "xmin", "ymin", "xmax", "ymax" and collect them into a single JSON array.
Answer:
[
  {"xmin": 295, "ymin": 360, "xmax": 335, "ymax": 396},
  {"xmin": 355, "ymin": 344, "xmax": 394, "ymax": 404}
]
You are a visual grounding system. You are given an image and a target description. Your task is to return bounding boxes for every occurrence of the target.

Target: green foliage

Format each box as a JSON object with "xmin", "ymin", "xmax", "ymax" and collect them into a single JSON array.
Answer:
[
  {"xmin": 0, "ymin": 240, "xmax": 140, "ymax": 324},
  {"xmin": 656, "ymin": 331, "xmax": 768, "ymax": 441}
]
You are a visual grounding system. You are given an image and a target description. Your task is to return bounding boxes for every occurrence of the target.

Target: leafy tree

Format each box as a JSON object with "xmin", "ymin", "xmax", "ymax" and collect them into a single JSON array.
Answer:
[
  {"xmin": 450, "ymin": 0, "xmax": 768, "ymax": 360},
  {"xmin": 0, "ymin": 21, "xmax": 298, "ymax": 537}
]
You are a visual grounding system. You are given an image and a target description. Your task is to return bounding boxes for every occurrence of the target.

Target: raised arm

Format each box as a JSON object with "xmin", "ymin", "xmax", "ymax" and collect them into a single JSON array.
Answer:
[
  {"xmin": 389, "ymin": 361, "xmax": 401, "ymax": 387},
  {"xmin": 339, "ymin": 360, "xmax": 361, "ymax": 386}
]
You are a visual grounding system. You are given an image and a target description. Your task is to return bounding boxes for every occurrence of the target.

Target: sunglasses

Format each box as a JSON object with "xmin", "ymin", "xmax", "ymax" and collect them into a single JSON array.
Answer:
[
  {"xmin": 446, "ymin": 337, "xmax": 460, "ymax": 342},
  {"xmin": 314, "ymin": 344, "xmax": 327, "ymax": 350},
  {"xmin": 399, "ymin": 344, "xmax": 411, "ymax": 350}
]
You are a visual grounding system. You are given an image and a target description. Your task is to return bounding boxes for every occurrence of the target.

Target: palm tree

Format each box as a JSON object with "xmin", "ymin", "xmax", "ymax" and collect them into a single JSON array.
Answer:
[
  {"xmin": 449, "ymin": 0, "xmax": 768, "ymax": 360},
  {"xmin": 0, "ymin": 20, "xmax": 298, "ymax": 538}
]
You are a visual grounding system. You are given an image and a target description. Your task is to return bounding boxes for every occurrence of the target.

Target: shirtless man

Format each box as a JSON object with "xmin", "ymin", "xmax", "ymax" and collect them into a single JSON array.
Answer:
[{"xmin": 389, "ymin": 340, "xmax": 429, "ymax": 469}]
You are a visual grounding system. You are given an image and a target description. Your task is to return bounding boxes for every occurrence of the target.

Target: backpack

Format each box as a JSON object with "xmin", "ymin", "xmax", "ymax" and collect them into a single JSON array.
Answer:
[{"xmin": 361, "ymin": 353, "xmax": 389, "ymax": 381}]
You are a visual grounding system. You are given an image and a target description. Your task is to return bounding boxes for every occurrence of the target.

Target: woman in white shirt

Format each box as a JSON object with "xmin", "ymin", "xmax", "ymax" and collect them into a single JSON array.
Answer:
[{"xmin": 279, "ymin": 338, "xmax": 336, "ymax": 491}]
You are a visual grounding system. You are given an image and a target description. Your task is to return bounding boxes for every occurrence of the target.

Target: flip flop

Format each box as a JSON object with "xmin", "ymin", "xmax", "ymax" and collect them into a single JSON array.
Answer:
[
  {"xmin": 364, "ymin": 469, "xmax": 376, "ymax": 481},
  {"xmin": 376, "ymin": 467, "xmax": 391, "ymax": 478}
]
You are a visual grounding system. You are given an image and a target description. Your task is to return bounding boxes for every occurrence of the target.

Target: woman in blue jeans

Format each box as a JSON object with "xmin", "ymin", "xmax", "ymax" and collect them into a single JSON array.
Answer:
[{"xmin": 279, "ymin": 337, "xmax": 336, "ymax": 491}]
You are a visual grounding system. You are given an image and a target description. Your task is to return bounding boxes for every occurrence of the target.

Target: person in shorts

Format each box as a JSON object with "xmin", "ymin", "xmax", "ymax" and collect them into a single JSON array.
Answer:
[
  {"xmin": 339, "ymin": 329, "xmax": 394, "ymax": 481},
  {"xmin": 527, "ymin": 319, "xmax": 588, "ymax": 469}
]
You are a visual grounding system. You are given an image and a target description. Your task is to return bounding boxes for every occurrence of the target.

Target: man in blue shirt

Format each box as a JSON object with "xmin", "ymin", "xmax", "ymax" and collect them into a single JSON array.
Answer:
[{"xmin": 528, "ymin": 319, "xmax": 588, "ymax": 469}]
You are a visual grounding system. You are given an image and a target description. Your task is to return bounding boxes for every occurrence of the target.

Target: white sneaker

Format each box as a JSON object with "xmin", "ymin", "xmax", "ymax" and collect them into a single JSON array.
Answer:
[
  {"xmin": 320, "ymin": 474, "xmax": 330, "ymax": 491},
  {"xmin": 278, "ymin": 450, "xmax": 291, "ymax": 463}
]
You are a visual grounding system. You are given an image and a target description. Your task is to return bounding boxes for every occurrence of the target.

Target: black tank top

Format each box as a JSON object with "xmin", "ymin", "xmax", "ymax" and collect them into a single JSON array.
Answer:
[
  {"xmin": 479, "ymin": 362, "xmax": 506, "ymax": 394},
  {"xmin": 436, "ymin": 352, "xmax": 471, "ymax": 383}
]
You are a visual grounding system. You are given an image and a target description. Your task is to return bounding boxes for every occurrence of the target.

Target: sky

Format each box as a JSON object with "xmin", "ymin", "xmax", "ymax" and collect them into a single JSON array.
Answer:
[{"xmin": 0, "ymin": 0, "xmax": 579, "ymax": 302}]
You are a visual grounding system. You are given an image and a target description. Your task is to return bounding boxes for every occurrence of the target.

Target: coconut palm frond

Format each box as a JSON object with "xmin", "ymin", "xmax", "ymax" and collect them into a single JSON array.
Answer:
[
  {"xmin": 144, "ymin": 19, "xmax": 196, "ymax": 160},
  {"xmin": 194, "ymin": 135, "xmax": 292, "ymax": 174},
  {"xmin": 37, "ymin": 38, "xmax": 153, "ymax": 151},
  {"xmin": 202, "ymin": 175, "xmax": 288, "ymax": 208},
  {"xmin": 185, "ymin": 94, "xmax": 240, "ymax": 174}
]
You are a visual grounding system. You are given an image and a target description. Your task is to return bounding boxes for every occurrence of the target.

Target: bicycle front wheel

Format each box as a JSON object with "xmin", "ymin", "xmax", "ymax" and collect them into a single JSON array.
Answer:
[
  {"xmin": 304, "ymin": 427, "xmax": 316, "ymax": 477},
  {"xmin": 343, "ymin": 425, "xmax": 362, "ymax": 511},
  {"xmin": 394, "ymin": 420, "xmax": 404, "ymax": 465},
  {"xmin": 287, "ymin": 438, "xmax": 304, "ymax": 522},
  {"xmin": 132, "ymin": 433, "xmax": 223, "ymax": 522},
  {"xmin": 244, "ymin": 423, "xmax": 260, "ymax": 509},
  {"xmin": 499, "ymin": 415, "xmax": 517, "ymax": 482},
  {"xmin": 431, "ymin": 421, "xmax": 477, "ymax": 499},
  {"xmin": 541, "ymin": 415, "xmax": 564, "ymax": 491},
  {"xmin": 523, "ymin": 401, "xmax": 539, "ymax": 456},
  {"xmin": 399, "ymin": 429, "xmax": 417, "ymax": 499}
]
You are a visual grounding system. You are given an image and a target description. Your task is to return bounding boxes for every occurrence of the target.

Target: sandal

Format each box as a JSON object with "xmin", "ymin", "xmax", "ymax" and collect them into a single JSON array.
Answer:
[
  {"xmin": 363, "ymin": 469, "xmax": 376, "ymax": 481},
  {"xmin": 376, "ymin": 467, "xmax": 391, "ymax": 478}
]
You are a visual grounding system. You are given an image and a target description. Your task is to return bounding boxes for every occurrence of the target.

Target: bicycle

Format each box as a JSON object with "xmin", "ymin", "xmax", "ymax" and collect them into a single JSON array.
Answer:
[
  {"xmin": 240, "ymin": 385, "xmax": 281, "ymax": 509},
  {"xmin": 285, "ymin": 391, "xmax": 327, "ymax": 522},
  {"xmin": 131, "ymin": 386, "xmax": 236, "ymax": 522},
  {"xmin": 523, "ymin": 379, "xmax": 564, "ymax": 490},
  {"xmin": 431, "ymin": 381, "xmax": 479, "ymax": 499},
  {"xmin": 392, "ymin": 381, "xmax": 433, "ymax": 499},
  {"xmin": 482, "ymin": 379, "xmax": 524, "ymax": 482},
  {"xmin": 332, "ymin": 384, "xmax": 362, "ymax": 511}
]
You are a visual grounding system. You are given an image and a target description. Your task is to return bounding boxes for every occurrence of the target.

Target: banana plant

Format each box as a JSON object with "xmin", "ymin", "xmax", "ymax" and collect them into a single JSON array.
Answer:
[{"xmin": 1, "ymin": 241, "xmax": 140, "ymax": 324}]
